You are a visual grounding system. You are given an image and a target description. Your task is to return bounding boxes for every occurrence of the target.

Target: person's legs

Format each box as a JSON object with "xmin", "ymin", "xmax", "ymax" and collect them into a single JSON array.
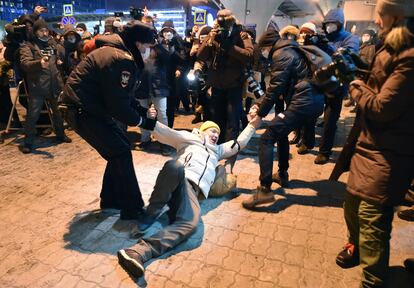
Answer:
[
  {"xmin": 319, "ymin": 96, "xmax": 343, "ymax": 156},
  {"xmin": 46, "ymin": 97, "xmax": 66, "ymax": 138},
  {"xmin": 225, "ymin": 87, "xmax": 242, "ymax": 142},
  {"xmin": 76, "ymin": 115, "xmax": 144, "ymax": 216},
  {"xmin": 209, "ymin": 88, "xmax": 227, "ymax": 144},
  {"xmin": 119, "ymin": 178, "xmax": 200, "ymax": 276},
  {"xmin": 152, "ymin": 97, "xmax": 168, "ymax": 126},
  {"xmin": 24, "ymin": 95, "xmax": 45, "ymax": 145},
  {"xmin": 146, "ymin": 160, "xmax": 186, "ymax": 216},
  {"xmin": 358, "ymin": 200, "xmax": 393, "ymax": 287}
]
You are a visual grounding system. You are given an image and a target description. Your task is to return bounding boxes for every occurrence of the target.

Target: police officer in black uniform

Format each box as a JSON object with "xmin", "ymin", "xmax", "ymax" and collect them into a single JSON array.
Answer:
[{"xmin": 60, "ymin": 21, "xmax": 157, "ymax": 220}]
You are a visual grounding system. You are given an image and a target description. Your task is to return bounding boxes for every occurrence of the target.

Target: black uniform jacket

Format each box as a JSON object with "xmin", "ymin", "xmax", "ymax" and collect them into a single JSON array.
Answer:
[{"xmin": 61, "ymin": 34, "xmax": 144, "ymax": 126}]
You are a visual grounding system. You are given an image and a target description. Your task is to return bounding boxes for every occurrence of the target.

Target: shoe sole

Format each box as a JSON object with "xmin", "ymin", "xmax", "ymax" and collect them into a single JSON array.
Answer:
[
  {"xmin": 397, "ymin": 212, "xmax": 414, "ymax": 222},
  {"xmin": 117, "ymin": 250, "xmax": 145, "ymax": 278},
  {"xmin": 242, "ymin": 196, "xmax": 275, "ymax": 209},
  {"xmin": 335, "ymin": 258, "xmax": 359, "ymax": 269}
]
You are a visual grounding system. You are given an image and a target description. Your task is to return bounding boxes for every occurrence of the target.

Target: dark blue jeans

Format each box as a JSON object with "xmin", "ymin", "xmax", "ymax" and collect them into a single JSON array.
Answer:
[
  {"xmin": 319, "ymin": 93, "xmax": 346, "ymax": 155},
  {"xmin": 74, "ymin": 113, "xmax": 144, "ymax": 213},
  {"xmin": 259, "ymin": 109, "xmax": 320, "ymax": 187}
]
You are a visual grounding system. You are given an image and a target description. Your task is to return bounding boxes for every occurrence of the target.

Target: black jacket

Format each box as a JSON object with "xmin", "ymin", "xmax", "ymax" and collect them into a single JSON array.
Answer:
[
  {"xmin": 258, "ymin": 39, "xmax": 324, "ymax": 117},
  {"xmin": 19, "ymin": 37, "xmax": 63, "ymax": 99},
  {"xmin": 61, "ymin": 34, "xmax": 148, "ymax": 126}
]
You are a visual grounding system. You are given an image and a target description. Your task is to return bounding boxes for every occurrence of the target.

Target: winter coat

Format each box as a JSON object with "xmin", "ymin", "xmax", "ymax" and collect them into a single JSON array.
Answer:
[
  {"xmin": 258, "ymin": 39, "xmax": 325, "ymax": 118},
  {"xmin": 197, "ymin": 24, "xmax": 254, "ymax": 89},
  {"xmin": 347, "ymin": 29, "xmax": 414, "ymax": 206},
  {"xmin": 323, "ymin": 9, "xmax": 360, "ymax": 54},
  {"xmin": 61, "ymin": 34, "xmax": 145, "ymax": 126},
  {"xmin": 57, "ymin": 25, "xmax": 83, "ymax": 80},
  {"xmin": 19, "ymin": 37, "xmax": 63, "ymax": 99},
  {"xmin": 136, "ymin": 44, "xmax": 170, "ymax": 99},
  {"xmin": 153, "ymin": 121, "xmax": 256, "ymax": 198},
  {"xmin": 359, "ymin": 42, "xmax": 376, "ymax": 66}
]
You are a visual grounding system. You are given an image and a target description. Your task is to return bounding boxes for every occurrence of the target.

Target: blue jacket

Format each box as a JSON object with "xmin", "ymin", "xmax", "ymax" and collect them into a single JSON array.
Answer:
[{"xmin": 323, "ymin": 9, "xmax": 359, "ymax": 54}]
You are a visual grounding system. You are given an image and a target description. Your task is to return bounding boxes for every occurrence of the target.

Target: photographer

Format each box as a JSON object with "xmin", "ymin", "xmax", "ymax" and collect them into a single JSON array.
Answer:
[
  {"xmin": 19, "ymin": 19, "xmax": 71, "ymax": 153},
  {"xmin": 197, "ymin": 9, "xmax": 254, "ymax": 145},
  {"xmin": 334, "ymin": 1, "xmax": 414, "ymax": 286},
  {"xmin": 242, "ymin": 26, "xmax": 325, "ymax": 209},
  {"xmin": 315, "ymin": 8, "xmax": 359, "ymax": 164}
]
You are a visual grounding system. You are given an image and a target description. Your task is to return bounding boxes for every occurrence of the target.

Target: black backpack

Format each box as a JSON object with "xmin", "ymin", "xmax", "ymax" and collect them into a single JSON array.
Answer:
[{"xmin": 290, "ymin": 45, "xmax": 338, "ymax": 95}]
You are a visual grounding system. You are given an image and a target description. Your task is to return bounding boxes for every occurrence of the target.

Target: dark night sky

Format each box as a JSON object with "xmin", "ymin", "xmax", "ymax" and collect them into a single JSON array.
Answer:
[{"xmin": 106, "ymin": 0, "xmax": 189, "ymax": 10}]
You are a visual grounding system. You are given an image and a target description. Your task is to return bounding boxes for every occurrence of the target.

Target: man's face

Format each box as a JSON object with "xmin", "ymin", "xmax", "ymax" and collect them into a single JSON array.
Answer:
[
  {"xmin": 35, "ymin": 28, "xmax": 49, "ymax": 40},
  {"xmin": 202, "ymin": 128, "xmax": 220, "ymax": 145}
]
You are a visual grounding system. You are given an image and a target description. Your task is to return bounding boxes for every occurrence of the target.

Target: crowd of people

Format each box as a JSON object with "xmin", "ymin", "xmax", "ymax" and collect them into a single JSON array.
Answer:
[{"xmin": 1, "ymin": 1, "xmax": 414, "ymax": 287}]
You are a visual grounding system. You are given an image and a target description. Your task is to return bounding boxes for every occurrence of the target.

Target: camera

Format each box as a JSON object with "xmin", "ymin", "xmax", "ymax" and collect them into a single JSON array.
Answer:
[
  {"xmin": 244, "ymin": 69, "xmax": 265, "ymax": 99},
  {"xmin": 129, "ymin": 7, "xmax": 144, "ymax": 21},
  {"xmin": 314, "ymin": 48, "xmax": 357, "ymax": 87},
  {"xmin": 5, "ymin": 23, "xmax": 28, "ymax": 43},
  {"xmin": 40, "ymin": 47, "xmax": 56, "ymax": 61}
]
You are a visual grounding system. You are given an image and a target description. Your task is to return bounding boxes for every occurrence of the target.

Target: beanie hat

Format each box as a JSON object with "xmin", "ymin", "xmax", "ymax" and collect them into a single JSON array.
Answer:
[
  {"xmin": 198, "ymin": 25, "xmax": 212, "ymax": 37},
  {"xmin": 119, "ymin": 20, "xmax": 156, "ymax": 44},
  {"xmin": 200, "ymin": 121, "xmax": 220, "ymax": 134},
  {"xmin": 361, "ymin": 29, "xmax": 376, "ymax": 37},
  {"xmin": 258, "ymin": 29, "xmax": 280, "ymax": 48},
  {"xmin": 33, "ymin": 19, "xmax": 48, "ymax": 34},
  {"xmin": 376, "ymin": 0, "xmax": 414, "ymax": 17},
  {"xmin": 76, "ymin": 23, "xmax": 87, "ymax": 31},
  {"xmin": 279, "ymin": 25, "xmax": 300, "ymax": 39},
  {"xmin": 300, "ymin": 22, "xmax": 317, "ymax": 35}
]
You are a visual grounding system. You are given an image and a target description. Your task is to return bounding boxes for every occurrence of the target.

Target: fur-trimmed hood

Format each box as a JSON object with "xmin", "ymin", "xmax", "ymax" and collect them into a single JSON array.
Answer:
[{"xmin": 384, "ymin": 18, "xmax": 414, "ymax": 53}]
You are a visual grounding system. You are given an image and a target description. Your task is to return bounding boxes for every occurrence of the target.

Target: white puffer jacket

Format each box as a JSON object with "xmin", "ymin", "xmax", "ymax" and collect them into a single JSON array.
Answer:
[{"xmin": 153, "ymin": 122, "xmax": 256, "ymax": 198}]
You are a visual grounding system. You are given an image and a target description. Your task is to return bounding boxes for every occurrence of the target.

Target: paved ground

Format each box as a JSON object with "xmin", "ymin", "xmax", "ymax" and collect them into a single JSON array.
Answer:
[{"xmin": 0, "ymin": 105, "xmax": 413, "ymax": 288}]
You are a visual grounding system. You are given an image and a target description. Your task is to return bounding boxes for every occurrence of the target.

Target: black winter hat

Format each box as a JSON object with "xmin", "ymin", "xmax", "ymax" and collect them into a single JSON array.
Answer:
[
  {"xmin": 362, "ymin": 29, "xmax": 376, "ymax": 37},
  {"xmin": 33, "ymin": 19, "xmax": 48, "ymax": 34},
  {"xmin": 119, "ymin": 20, "xmax": 156, "ymax": 44},
  {"xmin": 258, "ymin": 29, "xmax": 280, "ymax": 48},
  {"xmin": 76, "ymin": 23, "xmax": 87, "ymax": 31}
]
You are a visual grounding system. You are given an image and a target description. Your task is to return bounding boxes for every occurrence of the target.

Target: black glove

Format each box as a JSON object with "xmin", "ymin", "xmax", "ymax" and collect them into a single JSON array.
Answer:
[{"xmin": 138, "ymin": 117, "xmax": 157, "ymax": 131}]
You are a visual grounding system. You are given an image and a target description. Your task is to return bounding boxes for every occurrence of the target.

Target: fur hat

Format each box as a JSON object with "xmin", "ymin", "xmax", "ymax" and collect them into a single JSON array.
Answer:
[
  {"xmin": 300, "ymin": 22, "xmax": 317, "ymax": 35},
  {"xmin": 200, "ymin": 121, "xmax": 220, "ymax": 134},
  {"xmin": 76, "ymin": 23, "xmax": 87, "ymax": 31},
  {"xmin": 258, "ymin": 29, "xmax": 280, "ymax": 48},
  {"xmin": 376, "ymin": 0, "xmax": 414, "ymax": 17},
  {"xmin": 33, "ymin": 19, "xmax": 48, "ymax": 34},
  {"xmin": 119, "ymin": 20, "xmax": 156, "ymax": 44},
  {"xmin": 279, "ymin": 25, "xmax": 300, "ymax": 39}
]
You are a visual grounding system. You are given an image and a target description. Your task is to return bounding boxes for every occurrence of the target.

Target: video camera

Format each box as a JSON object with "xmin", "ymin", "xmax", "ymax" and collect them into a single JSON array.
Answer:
[
  {"xmin": 187, "ymin": 69, "xmax": 206, "ymax": 93},
  {"xmin": 215, "ymin": 16, "xmax": 231, "ymax": 44},
  {"xmin": 314, "ymin": 48, "xmax": 358, "ymax": 87},
  {"xmin": 129, "ymin": 7, "xmax": 144, "ymax": 21},
  {"xmin": 244, "ymin": 69, "xmax": 265, "ymax": 99}
]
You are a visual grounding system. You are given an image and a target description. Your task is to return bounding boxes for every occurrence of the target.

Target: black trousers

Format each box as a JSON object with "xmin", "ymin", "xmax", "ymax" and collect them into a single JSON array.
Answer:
[
  {"xmin": 72, "ymin": 113, "xmax": 144, "ymax": 213},
  {"xmin": 319, "ymin": 95, "xmax": 345, "ymax": 155},
  {"xmin": 209, "ymin": 86, "xmax": 243, "ymax": 144},
  {"xmin": 259, "ymin": 109, "xmax": 320, "ymax": 187}
]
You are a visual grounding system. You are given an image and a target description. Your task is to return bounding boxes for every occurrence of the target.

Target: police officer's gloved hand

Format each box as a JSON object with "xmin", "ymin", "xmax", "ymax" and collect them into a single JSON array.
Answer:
[{"xmin": 138, "ymin": 116, "xmax": 157, "ymax": 131}]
